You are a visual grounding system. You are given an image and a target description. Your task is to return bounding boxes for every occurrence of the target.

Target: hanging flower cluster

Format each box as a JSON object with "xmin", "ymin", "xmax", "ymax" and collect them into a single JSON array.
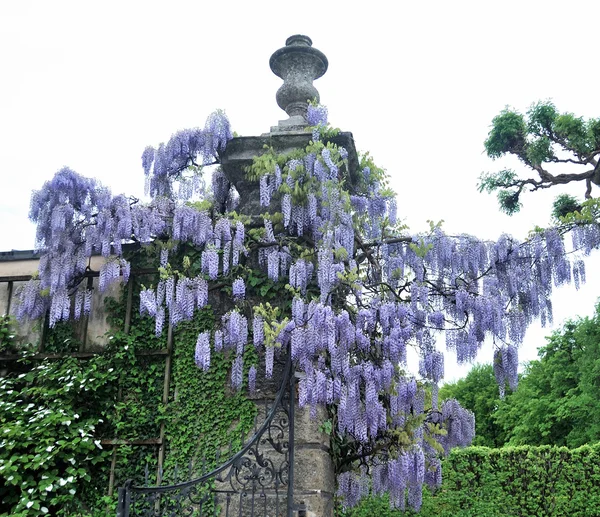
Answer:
[
  {"xmin": 142, "ymin": 109, "xmax": 232, "ymax": 199},
  {"xmin": 17, "ymin": 106, "xmax": 600, "ymax": 511},
  {"xmin": 17, "ymin": 111, "xmax": 234, "ymax": 328}
]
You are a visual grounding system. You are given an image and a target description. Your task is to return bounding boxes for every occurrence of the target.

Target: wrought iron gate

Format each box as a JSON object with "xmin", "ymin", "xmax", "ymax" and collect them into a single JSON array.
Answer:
[{"xmin": 116, "ymin": 355, "xmax": 303, "ymax": 517}]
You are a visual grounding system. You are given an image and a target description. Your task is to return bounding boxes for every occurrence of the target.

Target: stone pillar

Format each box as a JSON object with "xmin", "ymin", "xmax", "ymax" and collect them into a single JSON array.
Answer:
[
  {"xmin": 293, "ymin": 401, "xmax": 335, "ymax": 517},
  {"xmin": 220, "ymin": 35, "xmax": 359, "ymax": 517}
]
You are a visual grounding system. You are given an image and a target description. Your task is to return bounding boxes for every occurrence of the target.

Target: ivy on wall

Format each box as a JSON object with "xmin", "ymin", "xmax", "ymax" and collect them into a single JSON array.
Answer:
[
  {"xmin": 164, "ymin": 312, "xmax": 257, "ymax": 476},
  {"xmin": 0, "ymin": 247, "xmax": 267, "ymax": 516}
]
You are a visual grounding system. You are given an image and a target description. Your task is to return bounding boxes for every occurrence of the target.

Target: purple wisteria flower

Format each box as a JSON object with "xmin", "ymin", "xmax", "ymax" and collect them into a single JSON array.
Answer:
[
  {"xmin": 140, "ymin": 288, "xmax": 157, "ymax": 317},
  {"xmin": 259, "ymin": 175, "xmax": 271, "ymax": 207},
  {"xmin": 83, "ymin": 289, "xmax": 92, "ymax": 316},
  {"xmin": 307, "ymin": 104, "xmax": 328, "ymax": 126},
  {"xmin": 74, "ymin": 290, "xmax": 84, "ymax": 320},
  {"xmin": 141, "ymin": 111, "xmax": 232, "ymax": 199},
  {"xmin": 248, "ymin": 365, "xmax": 257, "ymax": 393},
  {"xmin": 282, "ymin": 194, "xmax": 292, "ymax": 228},
  {"xmin": 160, "ymin": 249, "xmax": 169, "ymax": 268},
  {"xmin": 155, "ymin": 307, "xmax": 165, "ymax": 336},
  {"xmin": 214, "ymin": 330, "xmax": 223, "ymax": 352},
  {"xmin": 194, "ymin": 331, "xmax": 211, "ymax": 371},
  {"xmin": 212, "ymin": 169, "xmax": 231, "ymax": 207},
  {"xmin": 231, "ymin": 354, "xmax": 243, "ymax": 390},
  {"xmin": 232, "ymin": 278, "xmax": 245, "ymax": 301},
  {"xmin": 251, "ymin": 316, "xmax": 264, "ymax": 348},
  {"xmin": 202, "ymin": 249, "xmax": 219, "ymax": 280},
  {"xmin": 321, "ymin": 148, "xmax": 337, "ymax": 177}
]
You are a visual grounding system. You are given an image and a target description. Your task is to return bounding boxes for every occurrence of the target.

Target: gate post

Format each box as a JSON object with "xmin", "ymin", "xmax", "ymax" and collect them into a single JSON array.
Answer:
[
  {"xmin": 287, "ymin": 364, "xmax": 296, "ymax": 517},
  {"xmin": 218, "ymin": 35, "xmax": 351, "ymax": 517},
  {"xmin": 116, "ymin": 483, "xmax": 130, "ymax": 517}
]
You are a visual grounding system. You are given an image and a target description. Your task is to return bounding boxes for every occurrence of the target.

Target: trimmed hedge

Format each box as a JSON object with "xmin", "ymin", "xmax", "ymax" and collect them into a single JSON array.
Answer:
[{"xmin": 344, "ymin": 444, "xmax": 600, "ymax": 517}]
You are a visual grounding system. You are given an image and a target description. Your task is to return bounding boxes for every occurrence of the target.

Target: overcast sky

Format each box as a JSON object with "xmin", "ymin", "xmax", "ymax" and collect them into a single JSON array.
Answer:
[{"xmin": 1, "ymin": 1, "xmax": 598, "ymax": 380}]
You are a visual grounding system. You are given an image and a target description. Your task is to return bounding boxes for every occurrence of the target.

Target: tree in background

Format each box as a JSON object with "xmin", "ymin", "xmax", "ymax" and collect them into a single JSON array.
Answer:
[
  {"xmin": 477, "ymin": 100, "xmax": 600, "ymax": 449},
  {"xmin": 479, "ymin": 101, "xmax": 600, "ymax": 216},
  {"xmin": 439, "ymin": 364, "xmax": 507, "ymax": 448},
  {"xmin": 495, "ymin": 302, "xmax": 600, "ymax": 447},
  {"xmin": 441, "ymin": 303, "xmax": 600, "ymax": 450}
]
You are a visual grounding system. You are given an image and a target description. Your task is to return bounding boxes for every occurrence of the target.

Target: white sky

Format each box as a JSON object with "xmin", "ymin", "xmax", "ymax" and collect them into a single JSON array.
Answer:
[{"xmin": 1, "ymin": 1, "xmax": 598, "ymax": 381}]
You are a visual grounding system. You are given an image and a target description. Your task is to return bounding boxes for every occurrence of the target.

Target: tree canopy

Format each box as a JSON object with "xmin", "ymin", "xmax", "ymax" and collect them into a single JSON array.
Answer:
[
  {"xmin": 495, "ymin": 301, "xmax": 600, "ymax": 448},
  {"xmin": 442, "ymin": 302, "xmax": 600, "ymax": 449},
  {"xmin": 479, "ymin": 101, "xmax": 600, "ymax": 216},
  {"xmin": 10, "ymin": 103, "xmax": 600, "ymax": 512}
]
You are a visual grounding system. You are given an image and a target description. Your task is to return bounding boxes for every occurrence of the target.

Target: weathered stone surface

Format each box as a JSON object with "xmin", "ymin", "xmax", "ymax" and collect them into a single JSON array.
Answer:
[
  {"xmin": 293, "ymin": 447, "xmax": 334, "ymax": 494},
  {"xmin": 86, "ymin": 259, "xmax": 121, "ymax": 348},
  {"xmin": 294, "ymin": 404, "xmax": 330, "ymax": 449},
  {"xmin": 269, "ymin": 35, "xmax": 328, "ymax": 126},
  {"xmin": 295, "ymin": 492, "xmax": 334, "ymax": 517}
]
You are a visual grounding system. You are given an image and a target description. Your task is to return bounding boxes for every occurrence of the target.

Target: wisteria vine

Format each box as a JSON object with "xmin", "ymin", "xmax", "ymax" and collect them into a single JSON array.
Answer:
[{"xmin": 16, "ymin": 104, "xmax": 600, "ymax": 511}]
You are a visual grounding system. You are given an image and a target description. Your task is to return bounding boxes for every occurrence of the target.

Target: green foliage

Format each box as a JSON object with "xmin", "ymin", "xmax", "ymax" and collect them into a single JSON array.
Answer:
[
  {"xmin": 43, "ymin": 321, "xmax": 81, "ymax": 354},
  {"xmin": 409, "ymin": 238, "xmax": 433, "ymax": 259},
  {"xmin": 477, "ymin": 170, "xmax": 521, "ymax": 215},
  {"xmin": 484, "ymin": 109, "xmax": 527, "ymax": 159},
  {"xmin": 439, "ymin": 365, "xmax": 506, "ymax": 448},
  {"xmin": 0, "ymin": 315, "xmax": 17, "ymax": 354},
  {"xmin": 486, "ymin": 102, "xmax": 600, "ymax": 161},
  {"xmin": 163, "ymin": 307, "xmax": 257, "ymax": 478},
  {"xmin": 495, "ymin": 190, "xmax": 522, "ymax": 215},
  {"xmin": 552, "ymin": 194, "xmax": 581, "ymax": 221},
  {"xmin": 525, "ymin": 136, "xmax": 553, "ymax": 166},
  {"xmin": 357, "ymin": 150, "xmax": 383, "ymax": 181},
  {"xmin": 246, "ymin": 145, "xmax": 287, "ymax": 181},
  {"xmin": 481, "ymin": 101, "xmax": 600, "ymax": 215},
  {"xmin": 558, "ymin": 197, "xmax": 600, "ymax": 226},
  {"xmin": 553, "ymin": 113, "xmax": 590, "ymax": 156},
  {"xmin": 527, "ymin": 101, "xmax": 558, "ymax": 135},
  {"xmin": 343, "ymin": 444, "xmax": 600, "ymax": 517},
  {"xmin": 0, "ymin": 353, "xmax": 118, "ymax": 516},
  {"xmin": 0, "ymin": 247, "xmax": 262, "ymax": 515},
  {"xmin": 495, "ymin": 302, "xmax": 600, "ymax": 447}
]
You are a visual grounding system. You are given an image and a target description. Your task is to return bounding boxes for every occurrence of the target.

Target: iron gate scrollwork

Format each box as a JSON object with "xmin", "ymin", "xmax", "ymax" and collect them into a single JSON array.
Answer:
[{"xmin": 116, "ymin": 355, "xmax": 300, "ymax": 517}]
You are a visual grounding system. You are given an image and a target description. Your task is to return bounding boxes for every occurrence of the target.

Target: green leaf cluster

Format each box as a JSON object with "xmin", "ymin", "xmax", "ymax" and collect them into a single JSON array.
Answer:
[
  {"xmin": 0, "ymin": 354, "xmax": 118, "ymax": 516},
  {"xmin": 0, "ymin": 315, "xmax": 18, "ymax": 354},
  {"xmin": 486, "ymin": 102, "xmax": 600, "ymax": 161},
  {"xmin": 163, "ymin": 307, "xmax": 257, "ymax": 481},
  {"xmin": 485, "ymin": 109, "xmax": 528, "ymax": 159},
  {"xmin": 556, "ymin": 197, "xmax": 600, "ymax": 225},
  {"xmin": 551, "ymin": 194, "xmax": 582, "ymax": 221},
  {"xmin": 480, "ymin": 101, "xmax": 600, "ymax": 215}
]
